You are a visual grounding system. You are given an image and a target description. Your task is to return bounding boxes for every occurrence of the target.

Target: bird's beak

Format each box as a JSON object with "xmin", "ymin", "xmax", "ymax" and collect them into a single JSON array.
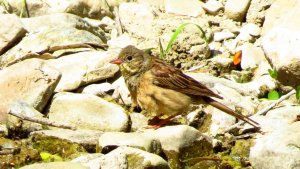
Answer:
[{"xmin": 110, "ymin": 58, "xmax": 123, "ymax": 65}]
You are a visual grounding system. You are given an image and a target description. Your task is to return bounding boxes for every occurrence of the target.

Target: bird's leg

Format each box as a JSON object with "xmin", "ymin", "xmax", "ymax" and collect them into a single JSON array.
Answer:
[{"xmin": 145, "ymin": 115, "xmax": 177, "ymax": 129}]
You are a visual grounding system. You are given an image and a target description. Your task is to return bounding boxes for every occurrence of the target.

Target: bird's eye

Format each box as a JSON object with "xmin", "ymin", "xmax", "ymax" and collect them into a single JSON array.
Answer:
[{"xmin": 127, "ymin": 55, "xmax": 133, "ymax": 61}]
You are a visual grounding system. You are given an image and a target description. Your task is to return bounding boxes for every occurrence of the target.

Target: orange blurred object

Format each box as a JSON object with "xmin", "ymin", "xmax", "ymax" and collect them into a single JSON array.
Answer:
[{"xmin": 233, "ymin": 50, "xmax": 242, "ymax": 65}]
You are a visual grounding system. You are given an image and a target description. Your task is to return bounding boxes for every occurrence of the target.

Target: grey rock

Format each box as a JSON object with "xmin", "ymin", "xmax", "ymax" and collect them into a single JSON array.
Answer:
[
  {"xmin": 19, "ymin": 162, "xmax": 88, "ymax": 169},
  {"xmin": 48, "ymin": 92, "xmax": 129, "ymax": 132},
  {"xmin": 0, "ymin": 14, "xmax": 27, "ymax": 55},
  {"xmin": 98, "ymin": 132, "xmax": 162, "ymax": 154},
  {"xmin": 250, "ymin": 122, "xmax": 300, "ymax": 169},
  {"xmin": 7, "ymin": 101, "xmax": 43, "ymax": 136},
  {"xmin": 0, "ymin": 27, "xmax": 103, "ymax": 68},
  {"xmin": 225, "ymin": 0, "xmax": 251, "ymax": 22},
  {"xmin": 0, "ymin": 58, "xmax": 60, "ymax": 122},
  {"xmin": 46, "ymin": 51, "xmax": 119, "ymax": 92},
  {"xmin": 144, "ymin": 125, "xmax": 213, "ymax": 168},
  {"xmin": 31, "ymin": 129, "xmax": 103, "ymax": 152},
  {"xmin": 99, "ymin": 146, "xmax": 169, "ymax": 169}
]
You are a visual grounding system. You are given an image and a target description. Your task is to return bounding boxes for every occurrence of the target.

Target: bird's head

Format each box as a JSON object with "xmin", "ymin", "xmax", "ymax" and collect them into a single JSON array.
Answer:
[{"xmin": 110, "ymin": 45, "xmax": 151, "ymax": 79}]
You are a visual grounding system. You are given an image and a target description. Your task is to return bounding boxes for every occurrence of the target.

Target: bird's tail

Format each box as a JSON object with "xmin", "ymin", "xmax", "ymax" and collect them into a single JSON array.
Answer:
[{"xmin": 204, "ymin": 97, "xmax": 260, "ymax": 128}]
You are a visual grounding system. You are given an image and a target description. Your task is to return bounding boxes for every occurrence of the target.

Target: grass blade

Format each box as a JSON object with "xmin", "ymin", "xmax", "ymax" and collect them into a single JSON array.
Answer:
[{"xmin": 162, "ymin": 23, "xmax": 207, "ymax": 59}]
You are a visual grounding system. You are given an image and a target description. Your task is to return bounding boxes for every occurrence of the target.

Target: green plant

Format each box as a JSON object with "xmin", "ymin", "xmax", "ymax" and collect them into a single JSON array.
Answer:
[
  {"xmin": 267, "ymin": 90, "xmax": 280, "ymax": 100},
  {"xmin": 40, "ymin": 152, "xmax": 63, "ymax": 162},
  {"xmin": 20, "ymin": 0, "xmax": 30, "ymax": 18},
  {"xmin": 159, "ymin": 23, "xmax": 208, "ymax": 59},
  {"xmin": 268, "ymin": 68, "xmax": 278, "ymax": 79},
  {"xmin": 296, "ymin": 85, "xmax": 300, "ymax": 99}
]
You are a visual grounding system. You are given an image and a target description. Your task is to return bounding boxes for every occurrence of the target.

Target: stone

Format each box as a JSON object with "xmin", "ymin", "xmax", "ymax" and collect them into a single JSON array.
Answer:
[
  {"xmin": 165, "ymin": 0, "xmax": 205, "ymax": 17},
  {"xmin": 225, "ymin": 0, "xmax": 251, "ymax": 22},
  {"xmin": 98, "ymin": 146, "xmax": 169, "ymax": 169},
  {"xmin": 129, "ymin": 113, "xmax": 149, "ymax": 132},
  {"xmin": 246, "ymin": 0, "xmax": 275, "ymax": 25},
  {"xmin": 252, "ymin": 105, "xmax": 300, "ymax": 133},
  {"xmin": 7, "ymin": 0, "xmax": 122, "ymax": 19},
  {"xmin": 81, "ymin": 82, "xmax": 114, "ymax": 97},
  {"xmin": 119, "ymin": 2, "xmax": 156, "ymax": 39},
  {"xmin": 7, "ymin": 102, "xmax": 43, "ymax": 137},
  {"xmin": 261, "ymin": 0, "xmax": 300, "ymax": 87},
  {"xmin": 19, "ymin": 162, "xmax": 88, "ymax": 169},
  {"xmin": 0, "ymin": 27, "xmax": 103, "ymax": 68},
  {"xmin": 48, "ymin": 92, "xmax": 129, "ymax": 132},
  {"xmin": 72, "ymin": 153, "xmax": 104, "ymax": 169},
  {"xmin": 0, "ymin": 58, "xmax": 60, "ymax": 123},
  {"xmin": 112, "ymin": 76, "xmax": 132, "ymax": 106},
  {"xmin": 144, "ymin": 125, "xmax": 213, "ymax": 168},
  {"xmin": 21, "ymin": 13, "xmax": 105, "ymax": 40},
  {"xmin": 46, "ymin": 50, "xmax": 119, "ymax": 92},
  {"xmin": 202, "ymin": 0, "xmax": 223, "ymax": 15},
  {"xmin": 213, "ymin": 31, "xmax": 235, "ymax": 42},
  {"xmin": 0, "ymin": 14, "xmax": 27, "ymax": 55},
  {"xmin": 98, "ymin": 132, "xmax": 162, "ymax": 154},
  {"xmin": 236, "ymin": 43, "xmax": 266, "ymax": 70},
  {"xmin": 31, "ymin": 129, "xmax": 103, "ymax": 153},
  {"xmin": 250, "ymin": 122, "xmax": 300, "ymax": 169},
  {"xmin": 236, "ymin": 23, "xmax": 261, "ymax": 42}
]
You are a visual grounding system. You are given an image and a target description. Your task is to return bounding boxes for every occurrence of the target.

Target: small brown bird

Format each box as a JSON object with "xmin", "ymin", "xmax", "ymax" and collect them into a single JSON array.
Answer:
[{"xmin": 110, "ymin": 45, "xmax": 259, "ymax": 128}]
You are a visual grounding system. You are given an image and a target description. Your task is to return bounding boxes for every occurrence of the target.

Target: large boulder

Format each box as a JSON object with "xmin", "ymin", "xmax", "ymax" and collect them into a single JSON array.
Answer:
[
  {"xmin": 261, "ymin": 0, "xmax": 300, "ymax": 87},
  {"xmin": 48, "ymin": 92, "xmax": 130, "ymax": 132},
  {"xmin": 0, "ymin": 14, "xmax": 27, "ymax": 55},
  {"xmin": 0, "ymin": 59, "xmax": 60, "ymax": 122}
]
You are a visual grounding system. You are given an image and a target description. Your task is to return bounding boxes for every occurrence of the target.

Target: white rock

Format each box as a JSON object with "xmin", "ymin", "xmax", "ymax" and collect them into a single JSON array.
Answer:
[
  {"xmin": 165, "ymin": 0, "xmax": 205, "ymax": 17},
  {"xmin": 48, "ymin": 92, "xmax": 129, "ymax": 132},
  {"xmin": 250, "ymin": 122, "xmax": 300, "ymax": 169},
  {"xmin": 82, "ymin": 83, "xmax": 114, "ymax": 96},
  {"xmin": 0, "ymin": 14, "xmax": 27, "ymax": 55},
  {"xmin": 46, "ymin": 51, "xmax": 119, "ymax": 92},
  {"xmin": 202, "ymin": 0, "xmax": 223, "ymax": 15},
  {"xmin": 213, "ymin": 31, "xmax": 235, "ymax": 42},
  {"xmin": 112, "ymin": 77, "xmax": 132, "ymax": 106},
  {"xmin": 0, "ymin": 58, "xmax": 60, "ymax": 122},
  {"xmin": 237, "ymin": 43, "xmax": 265, "ymax": 70},
  {"xmin": 19, "ymin": 162, "xmax": 88, "ymax": 169},
  {"xmin": 236, "ymin": 23, "xmax": 261, "ymax": 42},
  {"xmin": 261, "ymin": 0, "xmax": 300, "ymax": 87},
  {"xmin": 98, "ymin": 147, "xmax": 169, "ymax": 169},
  {"xmin": 225, "ymin": 0, "xmax": 251, "ymax": 22},
  {"xmin": 98, "ymin": 132, "xmax": 162, "ymax": 154}
]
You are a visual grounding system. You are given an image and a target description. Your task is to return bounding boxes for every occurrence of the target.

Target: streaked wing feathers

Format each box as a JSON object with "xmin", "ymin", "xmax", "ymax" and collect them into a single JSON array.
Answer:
[{"xmin": 151, "ymin": 58, "xmax": 223, "ymax": 99}]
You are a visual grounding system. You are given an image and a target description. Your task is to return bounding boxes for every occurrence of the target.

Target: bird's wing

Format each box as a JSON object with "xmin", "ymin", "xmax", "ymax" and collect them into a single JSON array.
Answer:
[{"xmin": 151, "ymin": 58, "xmax": 223, "ymax": 99}]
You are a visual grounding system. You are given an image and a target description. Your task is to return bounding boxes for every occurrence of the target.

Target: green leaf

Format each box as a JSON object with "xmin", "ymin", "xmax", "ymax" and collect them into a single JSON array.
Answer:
[
  {"xmin": 40, "ymin": 152, "xmax": 52, "ymax": 161},
  {"xmin": 40, "ymin": 152, "xmax": 63, "ymax": 162},
  {"xmin": 267, "ymin": 90, "xmax": 280, "ymax": 100},
  {"xmin": 268, "ymin": 69, "xmax": 278, "ymax": 79},
  {"xmin": 161, "ymin": 23, "xmax": 208, "ymax": 59},
  {"xmin": 296, "ymin": 86, "xmax": 300, "ymax": 99}
]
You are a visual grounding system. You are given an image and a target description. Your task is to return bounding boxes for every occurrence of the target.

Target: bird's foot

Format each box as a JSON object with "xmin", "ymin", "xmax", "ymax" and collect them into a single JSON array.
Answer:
[{"xmin": 145, "ymin": 115, "xmax": 176, "ymax": 130}]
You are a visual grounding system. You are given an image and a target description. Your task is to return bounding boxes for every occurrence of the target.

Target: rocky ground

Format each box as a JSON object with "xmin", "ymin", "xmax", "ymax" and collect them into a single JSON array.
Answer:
[{"xmin": 1, "ymin": 0, "xmax": 300, "ymax": 168}]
